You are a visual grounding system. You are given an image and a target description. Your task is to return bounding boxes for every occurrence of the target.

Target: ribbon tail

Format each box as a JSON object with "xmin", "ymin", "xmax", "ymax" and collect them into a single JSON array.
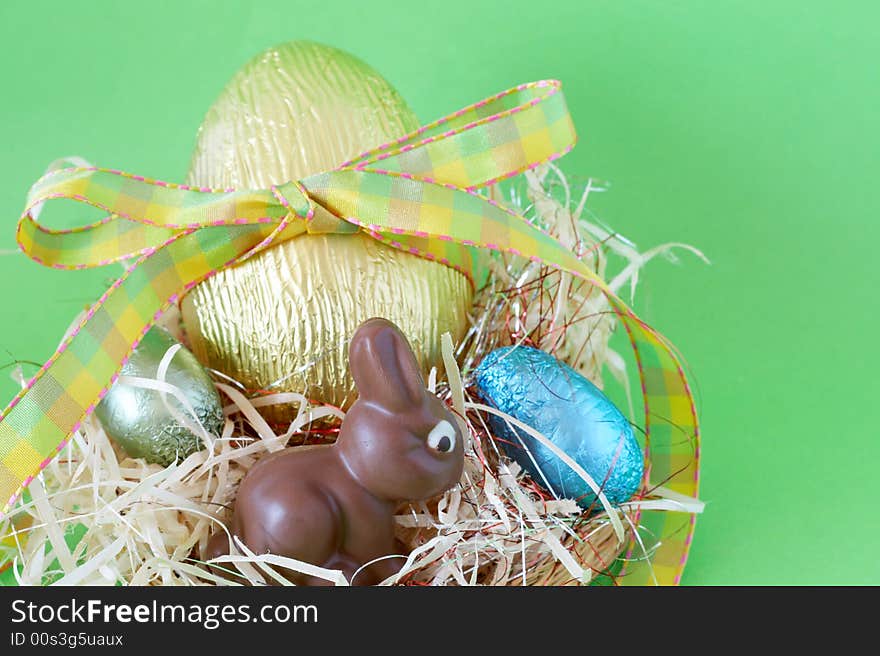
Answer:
[{"xmin": 0, "ymin": 221, "xmax": 291, "ymax": 518}]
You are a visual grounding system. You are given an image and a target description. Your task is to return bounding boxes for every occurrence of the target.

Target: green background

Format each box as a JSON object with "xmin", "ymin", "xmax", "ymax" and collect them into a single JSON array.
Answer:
[{"xmin": 1, "ymin": 1, "xmax": 877, "ymax": 584}]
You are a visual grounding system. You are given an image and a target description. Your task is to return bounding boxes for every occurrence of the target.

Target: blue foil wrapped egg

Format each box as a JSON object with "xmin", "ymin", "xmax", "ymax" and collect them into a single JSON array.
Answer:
[{"xmin": 474, "ymin": 346, "xmax": 643, "ymax": 510}]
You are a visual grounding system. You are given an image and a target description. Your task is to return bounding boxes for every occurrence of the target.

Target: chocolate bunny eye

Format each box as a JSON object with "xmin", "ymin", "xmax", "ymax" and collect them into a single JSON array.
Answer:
[{"xmin": 426, "ymin": 420, "xmax": 457, "ymax": 454}]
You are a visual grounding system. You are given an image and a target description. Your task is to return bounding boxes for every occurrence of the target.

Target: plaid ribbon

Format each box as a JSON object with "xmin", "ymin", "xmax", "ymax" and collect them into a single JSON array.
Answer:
[{"xmin": 2, "ymin": 80, "xmax": 699, "ymax": 582}]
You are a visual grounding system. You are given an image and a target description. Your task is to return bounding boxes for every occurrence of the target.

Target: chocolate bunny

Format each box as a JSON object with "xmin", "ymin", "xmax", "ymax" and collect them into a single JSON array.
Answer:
[{"xmin": 204, "ymin": 318, "xmax": 465, "ymax": 585}]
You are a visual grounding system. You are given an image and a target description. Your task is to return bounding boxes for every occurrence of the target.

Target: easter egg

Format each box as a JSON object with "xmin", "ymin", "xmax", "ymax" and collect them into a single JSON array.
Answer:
[
  {"xmin": 95, "ymin": 327, "xmax": 223, "ymax": 466},
  {"xmin": 474, "ymin": 346, "xmax": 643, "ymax": 509},
  {"xmin": 180, "ymin": 41, "xmax": 473, "ymax": 419}
]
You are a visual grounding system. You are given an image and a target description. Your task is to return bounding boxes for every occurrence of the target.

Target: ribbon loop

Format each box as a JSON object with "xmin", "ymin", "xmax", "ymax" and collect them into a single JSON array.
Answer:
[
  {"xmin": 342, "ymin": 80, "xmax": 576, "ymax": 190},
  {"xmin": 17, "ymin": 167, "xmax": 308, "ymax": 271}
]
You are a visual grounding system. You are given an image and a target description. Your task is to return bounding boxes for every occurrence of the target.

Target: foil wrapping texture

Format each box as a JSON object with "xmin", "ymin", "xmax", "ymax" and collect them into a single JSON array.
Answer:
[
  {"xmin": 95, "ymin": 327, "xmax": 223, "ymax": 467},
  {"xmin": 181, "ymin": 41, "xmax": 473, "ymax": 416},
  {"xmin": 474, "ymin": 346, "xmax": 644, "ymax": 508}
]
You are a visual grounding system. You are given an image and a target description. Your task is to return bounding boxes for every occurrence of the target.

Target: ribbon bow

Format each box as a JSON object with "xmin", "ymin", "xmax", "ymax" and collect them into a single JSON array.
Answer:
[{"xmin": 0, "ymin": 81, "xmax": 698, "ymax": 538}]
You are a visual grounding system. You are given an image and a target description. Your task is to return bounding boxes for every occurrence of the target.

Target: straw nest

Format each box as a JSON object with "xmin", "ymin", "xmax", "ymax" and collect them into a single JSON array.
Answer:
[{"xmin": 0, "ymin": 165, "xmax": 704, "ymax": 586}]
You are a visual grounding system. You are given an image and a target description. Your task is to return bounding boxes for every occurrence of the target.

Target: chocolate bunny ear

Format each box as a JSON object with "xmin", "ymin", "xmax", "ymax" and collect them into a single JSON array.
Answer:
[{"xmin": 349, "ymin": 318, "xmax": 426, "ymax": 410}]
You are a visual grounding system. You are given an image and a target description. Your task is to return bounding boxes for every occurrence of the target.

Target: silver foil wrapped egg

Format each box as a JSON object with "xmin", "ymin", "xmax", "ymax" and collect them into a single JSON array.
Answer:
[
  {"xmin": 474, "ymin": 346, "xmax": 643, "ymax": 509},
  {"xmin": 95, "ymin": 327, "xmax": 223, "ymax": 466}
]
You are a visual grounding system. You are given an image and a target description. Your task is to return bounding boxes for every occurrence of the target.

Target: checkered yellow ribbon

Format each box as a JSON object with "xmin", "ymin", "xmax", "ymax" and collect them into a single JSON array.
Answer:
[{"xmin": 2, "ymin": 80, "xmax": 698, "ymax": 581}]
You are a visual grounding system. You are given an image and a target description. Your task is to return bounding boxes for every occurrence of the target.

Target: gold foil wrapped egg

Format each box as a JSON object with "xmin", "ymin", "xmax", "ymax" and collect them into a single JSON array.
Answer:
[{"xmin": 180, "ymin": 41, "xmax": 473, "ymax": 417}]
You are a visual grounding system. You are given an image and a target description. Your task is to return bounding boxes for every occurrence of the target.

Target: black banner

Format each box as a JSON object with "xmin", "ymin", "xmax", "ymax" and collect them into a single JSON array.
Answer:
[{"xmin": 2, "ymin": 585, "xmax": 841, "ymax": 650}]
